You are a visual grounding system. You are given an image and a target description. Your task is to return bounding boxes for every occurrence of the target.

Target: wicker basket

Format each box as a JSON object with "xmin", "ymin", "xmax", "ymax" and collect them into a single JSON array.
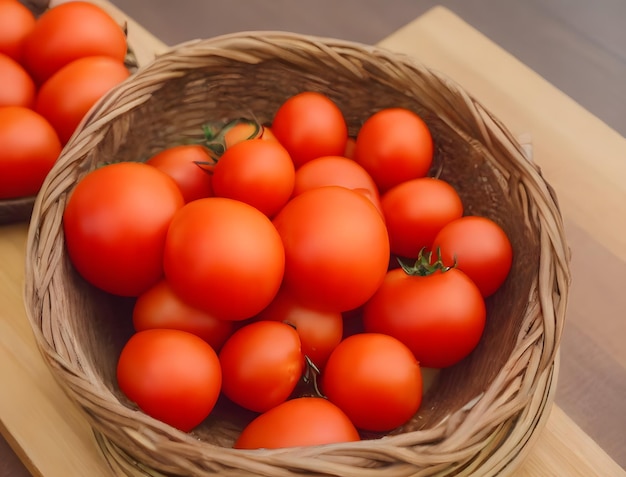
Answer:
[
  {"xmin": 0, "ymin": 0, "xmax": 140, "ymax": 225},
  {"xmin": 24, "ymin": 32, "xmax": 571, "ymax": 476}
]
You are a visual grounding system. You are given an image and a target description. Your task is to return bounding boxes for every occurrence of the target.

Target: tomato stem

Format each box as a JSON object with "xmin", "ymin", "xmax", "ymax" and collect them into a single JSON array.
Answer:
[
  {"xmin": 201, "ymin": 118, "xmax": 263, "ymax": 160},
  {"xmin": 397, "ymin": 247, "xmax": 455, "ymax": 276},
  {"xmin": 300, "ymin": 356, "xmax": 326, "ymax": 399},
  {"xmin": 193, "ymin": 160, "xmax": 216, "ymax": 175}
]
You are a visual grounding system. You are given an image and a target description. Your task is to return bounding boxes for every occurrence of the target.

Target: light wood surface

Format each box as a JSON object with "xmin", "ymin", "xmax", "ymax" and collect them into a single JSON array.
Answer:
[{"xmin": 1, "ymin": 3, "xmax": 624, "ymax": 477}]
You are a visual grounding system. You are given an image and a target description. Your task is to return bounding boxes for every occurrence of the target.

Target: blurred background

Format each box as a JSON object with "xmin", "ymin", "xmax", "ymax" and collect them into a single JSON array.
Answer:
[
  {"xmin": 2, "ymin": 1, "xmax": 625, "ymax": 476},
  {"xmin": 110, "ymin": 0, "xmax": 626, "ymax": 136}
]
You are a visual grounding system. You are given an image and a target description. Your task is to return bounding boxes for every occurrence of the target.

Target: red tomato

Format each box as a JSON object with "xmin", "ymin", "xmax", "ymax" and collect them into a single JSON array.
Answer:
[
  {"xmin": 211, "ymin": 139, "xmax": 295, "ymax": 217},
  {"xmin": 292, "ymin": 155, "xmax": 382, "ymax": 215},
  {"xmin": 35, "ymin": 55, "xmax": 130, "ymax": 144},
  {"xmin": 272, "ymin": 186, "xmax": 389, "ymax": 312},
  {"xmin": 0, "ymin": 52, "xmax": 36, "ymax": 108},
  {"xmin": 271, "ymin": 91, "xmax": 348, "ymax": 168},
  {"xmin": 0, "ymin": 0, "xmax": 36, "ymax": 62},
  {"xmin": 381, "ymin": 177, "xmax": 463, "ymax": 258},
  {"xmin": 431, "ymin": 216, "xmax": 513, "ymax": 297},
  {"xmin": 21, "ymin": 1, "xmax": 127, "ymax": 84},
  {"xmin": 354, "ymin": 108, "xmax": 433, "ymax": 193},
  {"xmin": 363, "ymin": 263, "xmax": 486, "ymax": 369},
  {"xmin": 132, "ymin": 279, "xmax": 234, "ymax": 351},
  {"xmin": 117, "ymin": 329, "xmax": 222, "ymax": 432},
  {"xmin": 63, "ymin": 162, "xmax": 184, "ymax": 297},
  {"xmin": 254, "ymin": 286, "xmax": 343, "ymax": 370},
  {"xmin": 0, "ymin": 106, "xmax": 61, "ymax": 199},
  {"xmin": 322, "ymin": 333, "xmax": 422, "ymax": 432},
  {"xmin": 145, "ymin": 145, "xmax": 213, "ymax": 203},
  {"xmin": 163, "ymin": 197, "xmax": 285, "ymax": 321},
  {"xmin": 219, "ymin": 321, "xmax": 303, "ymax": 413},
  {"xmin": 234, "ymin": 397, "xmax": 360, "ymax": 449}
]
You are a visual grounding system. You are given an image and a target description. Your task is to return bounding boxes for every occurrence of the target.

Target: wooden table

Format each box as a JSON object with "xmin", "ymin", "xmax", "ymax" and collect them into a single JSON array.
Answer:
[{"xmin": 1, "ymin": 3, "xmax": 625, "ymax": 476}]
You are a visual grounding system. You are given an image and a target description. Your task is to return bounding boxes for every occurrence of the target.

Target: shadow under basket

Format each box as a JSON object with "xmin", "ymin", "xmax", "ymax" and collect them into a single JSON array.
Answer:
[{"xmin": 24, "ymin": 32, "xmax": 571, "ymax": 477}]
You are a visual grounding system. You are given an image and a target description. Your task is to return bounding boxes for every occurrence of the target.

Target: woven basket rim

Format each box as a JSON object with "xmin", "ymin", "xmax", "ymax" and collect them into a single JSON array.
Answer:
[{"xmin": 23, "ymin": 30, "xmax": 572, "ymax": 477}]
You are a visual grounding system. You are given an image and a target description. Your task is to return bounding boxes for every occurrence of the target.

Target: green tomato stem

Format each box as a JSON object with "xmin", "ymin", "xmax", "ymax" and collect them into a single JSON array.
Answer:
[{"xmin": 397, "ymin": 247, "xmax": 456, "ymax": 276}]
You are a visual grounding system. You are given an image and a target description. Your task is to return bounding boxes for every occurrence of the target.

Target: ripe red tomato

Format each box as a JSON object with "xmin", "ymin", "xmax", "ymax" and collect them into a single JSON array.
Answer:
[
  {"xmin": 272, "ymin": 186, "xmax": 389, "ymax": 312},
  {"xmin": 163, "ymin": 197, "xmax": 285, "ymax": 321},
  {"xmin": 132, "ymin": 279, "xmax": 235, "ymax": 351},
  {"xmin": 0, "ymin": 0, "xmax": 36, "ymax": 62},
  {"xmin": 0, "ymin": 52, "xmax": 36, "ymax": 108},
  {"xmin": 234, "ymin": 397, "xmax": 360, "ymax": 449},
  {"xmin": 292, "ymin": 155, "xmax": 383, "ymax": 215},
  {"xmin": 254, "ymin": 286, "xmax": 343, "ymax": 370},
  {"xmin": 21, "ymin": 1, "xmax": 127, "ymax": 84},
  {"xmin": 211, "ymin": 138, "xmax": 295, "ymax": 217},
  {"xmin": 219, "ymin": 321, "xmax": 303, "ymax": 413},
  {"xmin": 271, "ymin": 91, "xmax": 348, "ymax": 168},
  {"xmin": 63, "ymin": 162, "xmax": 184, "ymax": 297},
  {"xmin": 363, "ymin": 262, "xmax": 486, "ymax": 369},
  {"xmin": 431, "ymin": 216, "xmax": 513, "ymax": 297},
  {"xmin": 381, "ymin": 177, "xmax": 463, "ymax": 258},
  {"xmin": 35, "ymin": 55, "xmax": 130, "ymax": 144},
  {"xmin": 0, "ymin": 106, "xmax": 61, "ymax": 199},
  {"xmin": 322, "ymin": 333, "xmax": 422, "ymax": 432},
  {"xmin": 354, "ymin": 108, "xmax": 433, "ymax": 193},
  {"xmin": 145, "ymin": 145, "xmax": 213, "ymax": 203},
  {"xmin": 117, "ymin": 329, "xmax": 222, "ymax": 432}
]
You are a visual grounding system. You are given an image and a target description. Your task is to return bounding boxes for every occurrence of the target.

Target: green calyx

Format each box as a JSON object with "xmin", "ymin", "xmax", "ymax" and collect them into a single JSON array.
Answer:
[
  {"xmin": 201, "ymin": 118, "xmax": 262, "ymax": 159},
  {"xmin": 192, "ymin": 118, "xmax": 264, "ymax": 174},
  {"xmin": 397, "ymin": 248, "xmax": 456, "ymax": 276}
]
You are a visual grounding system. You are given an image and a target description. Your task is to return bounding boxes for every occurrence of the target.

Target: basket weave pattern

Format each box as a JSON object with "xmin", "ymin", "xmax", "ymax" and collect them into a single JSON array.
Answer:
[{"xmin": 24, "ymin": 33, "xmax": 570, "ymax": 476}]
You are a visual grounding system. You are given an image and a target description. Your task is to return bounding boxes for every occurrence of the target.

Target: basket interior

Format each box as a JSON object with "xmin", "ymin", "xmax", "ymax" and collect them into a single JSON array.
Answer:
[{"xmin": 43, "ymin": 47, "xmax": 541, "ymax": 450}]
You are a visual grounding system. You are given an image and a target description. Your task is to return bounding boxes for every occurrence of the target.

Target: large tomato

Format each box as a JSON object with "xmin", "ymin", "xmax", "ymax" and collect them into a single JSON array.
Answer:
[
  {"xmin": 211, "ymin": 138, "xmax": 295, "ymax": 217},
  {"xmin": 272, "ymin": 186, "xmax": 389, "ymax": 312},
  {"xmin": 254, "ymin": 286, "xmax": 343, "ymax": 370},
  {"xmin": 63, "ymin": 162, "xmax": 184, "ymax": 297},
  {"xmin": 431, "ymin": 216, "xmax": 513, "ymax": 297},
  {"xmin": 271, "ymin": 91, "xmax": 348, "ymax": 168},
  {"xmin": 219, "ymin": 321, "xmax": 303, "ymax": 413},
  {"xmin": 363, "ymin": 257, "xmax": 486, "ymax": 369},
  {"xmin": 353, "ymin": 107, "xmax": 433, "ymax": 193},
  {"xmin": 0, "ymin": 52, "xmax": 36, "ymax": 108},
  {"xmin": 21, "ymin": 0, "xmax": 127, "ymax": 84},
  {"xmin": 234, "ymin": 397, "xmax": 360, "ymax": 449},
  {"xmin": 381, "ymin": 177, "xmax": 463, "ymax": 258},
  {"xmin": 117, "ymin": 329, "xmax": 222, "ymax": 432},
  {"xmin": 0, "ymin": 0, "xmax": 36, "ymax": 62},
  {"xmin": 0, "ymin": 106, "xmax": 61, "ymax": 199},
  {"xmin": 132, "ymin": 279, "xmax": 234, "ymax": 351},
  {"xmin": 163, "ymin": 197, "xmax": 285, "ymax": 321},
  {"xmin": 145, "ymin": 145, "xmax": 213, "ymax": 203},
  {"xmin": 322, "ymin": 333, "xmax": 422, "ymax": 432},
  {"xmin": 35, "ymin": 55, "xmax": 130, "ymax": 144}
]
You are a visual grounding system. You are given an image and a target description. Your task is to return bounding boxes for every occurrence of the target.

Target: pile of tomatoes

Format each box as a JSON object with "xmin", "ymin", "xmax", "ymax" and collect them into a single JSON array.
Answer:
[
  {"xmin": 0, "ymin": 0, "xmax": 129, "ymax": 199},
  {"xmin": 62, "ymin": 90, "xmax": 513, "ymax": 449}
]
